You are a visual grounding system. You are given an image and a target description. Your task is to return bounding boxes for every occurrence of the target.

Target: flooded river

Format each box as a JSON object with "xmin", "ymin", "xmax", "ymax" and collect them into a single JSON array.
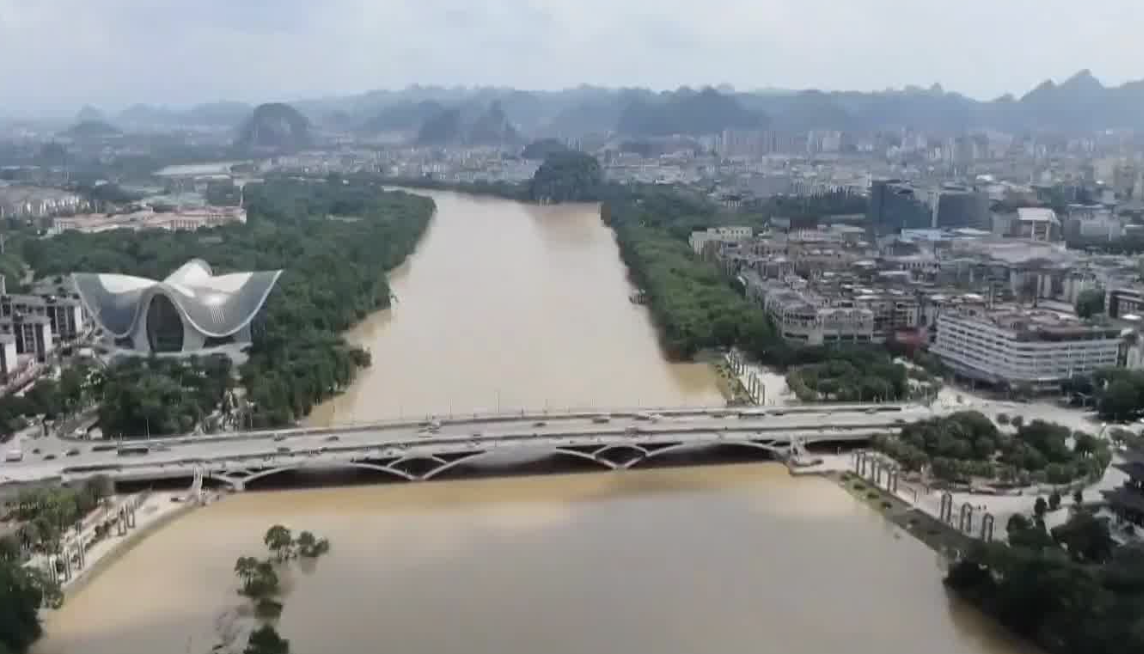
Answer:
[
  {"xmin": 306, "ymin": 190, "xmax": 723, "ymax": 423},
  {"xmin": 34, "ymin": 191, "xmax": 1033, "ymax": 654}
]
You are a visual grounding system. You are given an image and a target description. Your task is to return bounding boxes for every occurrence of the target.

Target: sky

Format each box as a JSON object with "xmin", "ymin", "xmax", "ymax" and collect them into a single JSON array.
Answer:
[{"xmin": 2, "ymin": 0, "xmax": 1143, "ymax": 113}]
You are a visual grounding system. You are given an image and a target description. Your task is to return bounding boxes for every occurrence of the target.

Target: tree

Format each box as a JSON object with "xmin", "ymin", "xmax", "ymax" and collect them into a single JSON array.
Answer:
[
  {"xmin": 254, "ymin": 598, "xmax": 284, "ymax": 620},
  {"xmin": 293, "ymin": 530, "xmax": 329, "ymax": 558},
  {"xmin": 1008, "ymin": 517, "xmax": 1056, "ymax": 550},
  {"xmin": 0, "ymin": 558, "xmax": 61, "ymax": 653},
  {"xmin": 234, "ymin": 556, "xmax": 259, "ymax": 587},
  {"xmin": 264, "ymin": 525, "xmax": 293, "ymax": 561},
  {"xmin": 1099, "ymin": 378, "xmax": 1139, "ymax": 422},
  {"xmin": 1051, "ymin": 512, "xmax": 1115, "ymax": 563},
  {"xmin": 244, "ymin": 625, "xmax": 290, "ymax": 654},
  {"xmin": 83, "ymin": 475, "xmax": 114, "ymax": 504},
  {"xmin": 1006, "ymin": 513, "xmax": 1031, "ymax": 536},
  {"xmin": 1075, "ymin": 288, "xmax": 1105, "ymax": 318},
  {"xmin": 1048, "ymin": 491, "xmax": 1062, "ymax": 511},
  {"xmin": 1034, "ymin": 496, "xmax": 1048, "ymax": 518}
]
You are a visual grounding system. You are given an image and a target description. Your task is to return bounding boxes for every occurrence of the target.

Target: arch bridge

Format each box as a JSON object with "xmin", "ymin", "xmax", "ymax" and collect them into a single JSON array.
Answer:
[{"xmin": 202, "ymin": 429, "xmax": 878, "ymax": 490}]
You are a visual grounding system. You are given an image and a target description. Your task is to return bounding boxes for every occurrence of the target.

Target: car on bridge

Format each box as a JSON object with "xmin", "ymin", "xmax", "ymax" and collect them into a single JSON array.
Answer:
[{"xmin": 592, "ymin": 415, "xmax": 610, "ymax": 424}]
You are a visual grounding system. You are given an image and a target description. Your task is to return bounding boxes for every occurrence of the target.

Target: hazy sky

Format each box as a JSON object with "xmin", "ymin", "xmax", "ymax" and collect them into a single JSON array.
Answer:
[{"xmin": 2, "ymin": 0, "xmax": 1142, "ymax": 112}]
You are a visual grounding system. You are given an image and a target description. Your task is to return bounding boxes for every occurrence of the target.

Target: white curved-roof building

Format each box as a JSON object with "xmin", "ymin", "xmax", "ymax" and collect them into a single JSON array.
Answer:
[{"xmin": 73, "ymin": 259, "xmax": 282, "ymax": 357}]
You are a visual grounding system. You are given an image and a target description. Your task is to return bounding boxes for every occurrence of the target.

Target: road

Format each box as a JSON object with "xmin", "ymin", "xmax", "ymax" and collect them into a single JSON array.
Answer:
[{"xmin": 1, "ymin": 404, "xmax": 927, "ymax": 484}]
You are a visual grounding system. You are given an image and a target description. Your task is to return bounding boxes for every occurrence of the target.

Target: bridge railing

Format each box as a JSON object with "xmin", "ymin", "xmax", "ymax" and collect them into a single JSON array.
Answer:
[
  {"xmin": 78, "ymin": 402, "xmax": 917, "ymax": 448},
  {"xmin": 59, "ymin": 421, "xmax": 906, "ymax": 479}
]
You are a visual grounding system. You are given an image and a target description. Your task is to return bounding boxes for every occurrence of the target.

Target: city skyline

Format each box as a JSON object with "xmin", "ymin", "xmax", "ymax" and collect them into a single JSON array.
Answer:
[{"xmin": 2, "ymin": 0, "xmax": 1143, "ymax": 112}]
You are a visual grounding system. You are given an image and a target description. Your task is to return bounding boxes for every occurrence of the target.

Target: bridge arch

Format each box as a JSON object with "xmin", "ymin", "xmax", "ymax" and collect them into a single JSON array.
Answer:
[
  {"xmin": 232, "ymin": 461, "xmax": 417, "ymax": 487},
  {"xmin": 592, "ymin": 443, "xmax": 651, "ymax": 467},
  {"xmin": 628, "ymin": 439, "xmax": 784, "ymax": 469},
  {"xmin": 551, "ymin": 447, "xmax": 619, "ymax": 470},
  {"xmin": 419, "ymin": 450, "xmax": 494, "ymax": 480}
]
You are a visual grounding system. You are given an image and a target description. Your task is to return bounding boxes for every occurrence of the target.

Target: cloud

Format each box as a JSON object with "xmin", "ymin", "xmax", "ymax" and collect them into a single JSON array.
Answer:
[{"xmin": 1, "ymin": 0, "xmax": 1143, "ymax": 112}]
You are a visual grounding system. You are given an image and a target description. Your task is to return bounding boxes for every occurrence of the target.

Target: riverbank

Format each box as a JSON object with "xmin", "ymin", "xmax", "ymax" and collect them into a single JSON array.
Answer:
[{"xmin": 29, "ymin": 491, "xmax": 214, "ymax": 606}]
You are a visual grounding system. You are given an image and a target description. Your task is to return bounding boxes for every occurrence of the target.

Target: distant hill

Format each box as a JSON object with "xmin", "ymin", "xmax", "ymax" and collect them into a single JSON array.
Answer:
[
  {"xmin": 465, "ymin": 101, "xmax": 520, "ymax": 145},
  {"xmin": 414, "ymin": 101, "xmax": 520, "ymax": 146},
  {"xmin": 415, "ymin": 108, "xmax": 464, "ymax": 145},
  {"xmin": 360, "ymin": 100, "xmax": 445, "ymax": 134},
  {"xmin": 116, "ymin": 102, "xmax": 251, "ymax": 129},
  {"xmin": 539, "ymin": 100, "xmax": 621, "ymax": 136},
  {"xmin": 185, "ymin": 102, "xmax": 252, "ymax": 127},
  {"xmin": 521, "ymin": 138, "xmax": 571, "ymax": 160},
  {"xmin": 528, "ymin": 151, "xmax": 603, "ymax": 202},
  {"xmin": 766, "ymin": 91, "xmax": 856, "ymax": 132},
  {"xmin": 117, "ymin": 104, "xmax": 178, "ymax": 126},
  {"xmin": 235, "ymin": 103, "xmax": 311, "ymax": 152},
  {"xmin": 616, "ymin": 88, "xmax": 765, "ymax": 136},
  {"xmin": 75, "ymin": 105, "xmax": 104, "ymax": 123},
  {"xmin": 61, "ymin": 120, "xmax": 121, "ymax": 139}
]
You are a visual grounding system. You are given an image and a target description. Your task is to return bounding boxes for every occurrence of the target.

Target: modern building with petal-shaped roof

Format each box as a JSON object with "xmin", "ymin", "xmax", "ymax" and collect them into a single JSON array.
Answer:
[{"xmin": 72, "ymin": 259, "xmax": 282, "ymax": 359}]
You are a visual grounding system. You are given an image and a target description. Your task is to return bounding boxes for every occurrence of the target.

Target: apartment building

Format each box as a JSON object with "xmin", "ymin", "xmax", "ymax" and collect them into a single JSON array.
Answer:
[
  {"xmin": 932, "ymin": 306, "xmax": 1121, "ymax": 388},
  {"xmin": 0, "ymin": 333, "xmax": 18, "ymax": 380},
  {"xmin": 0, "ymin": 314, "xmax": 54, "ymax": 361},
  {"xmin": 0, "ymin": 293, "xmax": 86, "ymax": 342},
  {"xmin": 743, "ymin": 272, "xmax": 874, "ymax": 345},
  {"xmin": 1108, "ymin": 287, "xmax": 1144, "ymax": 319}
]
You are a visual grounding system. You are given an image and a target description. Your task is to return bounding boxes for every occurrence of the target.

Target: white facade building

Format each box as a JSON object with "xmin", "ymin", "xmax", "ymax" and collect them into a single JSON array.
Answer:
[
  {"xmin": 932, "ymin": 307, "xmax": 1121, "ymax": 387},
  {"xmin": 688, "ymin": 226, "xmax": 753, "ymax": 255}
]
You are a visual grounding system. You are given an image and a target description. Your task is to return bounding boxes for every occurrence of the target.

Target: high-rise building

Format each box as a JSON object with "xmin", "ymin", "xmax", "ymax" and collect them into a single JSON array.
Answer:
[
  {"xmin": 934, "ymin": 187, "xmax": 990, "ymax": 229},
  {"xmin": 867, "ymin": 180, "xmax": 933, "ymax": 237}
]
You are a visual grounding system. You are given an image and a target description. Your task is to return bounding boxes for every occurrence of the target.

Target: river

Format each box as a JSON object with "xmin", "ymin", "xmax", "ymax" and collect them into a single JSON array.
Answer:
[
  {"xmin": 33, "ymin": 191, "xmax": 1034, "ymax": 654},
  {"xmin": 306, "ymin": 190, "xmax": 723, "ymax": 423}
]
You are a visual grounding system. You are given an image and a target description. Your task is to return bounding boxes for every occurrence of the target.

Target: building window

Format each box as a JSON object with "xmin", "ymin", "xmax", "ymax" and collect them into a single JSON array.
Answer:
[{"xmin": 146, "ymin": 295, "xmax": 184, "ymax": 353}]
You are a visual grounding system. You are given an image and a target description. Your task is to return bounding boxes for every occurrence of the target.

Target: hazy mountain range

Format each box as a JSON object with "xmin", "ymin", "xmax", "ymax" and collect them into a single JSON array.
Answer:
[{"xmin": 38, "ymin": 70, "xmax": 1144, "ymax": 143}]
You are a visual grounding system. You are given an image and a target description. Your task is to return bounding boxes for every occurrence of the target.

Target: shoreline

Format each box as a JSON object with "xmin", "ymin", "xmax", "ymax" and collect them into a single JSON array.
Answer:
[{"xmin": 59, "ymin": 500, "xmax": 202, "ymax": 601}]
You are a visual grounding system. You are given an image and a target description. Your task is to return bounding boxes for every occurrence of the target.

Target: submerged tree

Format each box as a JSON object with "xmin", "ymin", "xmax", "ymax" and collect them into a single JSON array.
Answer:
[
  {"xmin": 244, "ymin": 625, "xmax": 290, "ymax": 654},
  {"xmin": 264, "ymin": 525, "xmax": 294, "ymax": 561}
]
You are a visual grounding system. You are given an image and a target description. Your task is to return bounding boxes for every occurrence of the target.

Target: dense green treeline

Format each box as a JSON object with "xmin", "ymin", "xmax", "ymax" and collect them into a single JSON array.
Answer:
[
  {"xmin": 787, "ymin": 356, "xmax": 910, "ymax": 402},
  {"xmin": 947, "ymin": 518, "xmax": 1144, "ymax": 654},
  {"xmin": 20, "ymin": 179, "xmax": 433, "ymax": 430},
  {"xmin": 97, "ymin": 356, "xmax": 233, "ymax": 437},
  {"xmin": 873, "ymin": 411, "xmax": 1110, "ymax": 484}
]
